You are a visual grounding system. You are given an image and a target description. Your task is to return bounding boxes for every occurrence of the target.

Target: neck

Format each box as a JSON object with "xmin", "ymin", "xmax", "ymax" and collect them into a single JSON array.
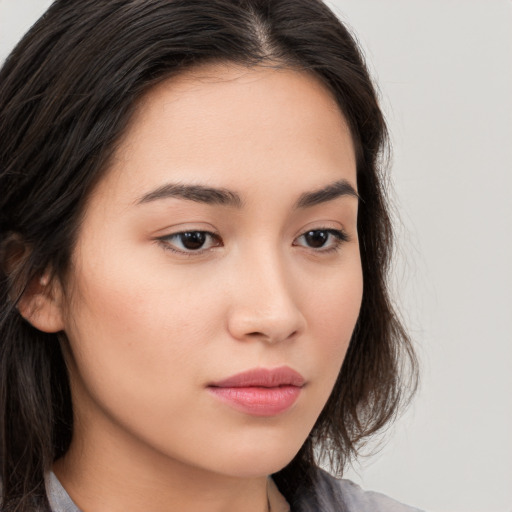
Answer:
[{"xmin": 53, "ymin": 414, "xmax": 273, "ymax": 512}]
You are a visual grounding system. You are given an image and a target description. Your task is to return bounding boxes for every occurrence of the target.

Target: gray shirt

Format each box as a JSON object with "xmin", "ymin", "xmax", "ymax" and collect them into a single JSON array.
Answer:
[{"xmin": 45, "ymin": 469, "xmax": 425, "ymax": 512}]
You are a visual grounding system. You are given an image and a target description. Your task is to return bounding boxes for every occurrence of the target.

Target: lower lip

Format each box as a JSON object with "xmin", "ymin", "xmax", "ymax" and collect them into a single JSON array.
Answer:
[{"xmin": 207, "ymin": 385, "xmax": 302, "ymax": 416}]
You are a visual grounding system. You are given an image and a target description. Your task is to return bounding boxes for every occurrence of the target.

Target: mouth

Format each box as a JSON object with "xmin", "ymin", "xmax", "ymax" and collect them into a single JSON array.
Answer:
[{"xmin": 207, "ymin": 366, "xmax": 305, "ymax": 417}]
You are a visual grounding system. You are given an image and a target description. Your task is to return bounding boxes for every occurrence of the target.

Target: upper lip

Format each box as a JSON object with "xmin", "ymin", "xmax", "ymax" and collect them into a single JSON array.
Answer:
[{"xmin": 209, "ymin": 366, "xmax": 305, "ymax": 388}]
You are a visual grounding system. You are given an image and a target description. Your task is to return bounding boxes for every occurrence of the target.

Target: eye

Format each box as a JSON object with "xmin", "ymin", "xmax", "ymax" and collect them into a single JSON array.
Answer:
[
  {"xmin": 157, "ymin": 231, "xmax": 222, "ymax": 254},
  {"xmin": 294, "ymin": 229, "xmax": 349, "ymax": 252}
]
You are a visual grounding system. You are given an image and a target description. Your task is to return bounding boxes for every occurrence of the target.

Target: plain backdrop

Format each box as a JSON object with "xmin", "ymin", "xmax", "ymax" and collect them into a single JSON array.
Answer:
[{"xmin": 1, "ymin": 1, "xmax": 511, "ymax": 511}]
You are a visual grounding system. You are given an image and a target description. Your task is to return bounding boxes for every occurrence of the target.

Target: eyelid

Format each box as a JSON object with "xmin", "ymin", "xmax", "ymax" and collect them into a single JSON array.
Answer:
[
  {"xmin": 154, "ymin": 224, "xmax": 351, "ymax": 257},
  {"xmin": 155, "ymin": 230, "xmax": 222, "ymax": 256},
  {"xmin": 293, "ymin": 227, "xmax": 350, "ymax": 253}
]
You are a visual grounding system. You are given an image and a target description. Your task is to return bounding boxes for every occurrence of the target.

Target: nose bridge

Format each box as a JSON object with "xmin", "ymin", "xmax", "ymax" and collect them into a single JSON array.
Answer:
[{"xmin": 227, "ymin": 241, "xmax": 305, "ymax": 343}]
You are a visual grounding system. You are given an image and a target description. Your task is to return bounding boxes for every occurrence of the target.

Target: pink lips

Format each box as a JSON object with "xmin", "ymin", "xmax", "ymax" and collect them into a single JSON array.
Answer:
[{"xmin": 207, "ymin": 366, "xmax": 305, "ymax": 417}]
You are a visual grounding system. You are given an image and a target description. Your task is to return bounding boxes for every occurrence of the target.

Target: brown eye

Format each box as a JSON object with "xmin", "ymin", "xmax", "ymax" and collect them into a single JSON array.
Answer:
[
  {"xmin": 294, "ymin": 229, "xmax": 349, "ymax": 252},
  {"xmin": 179, "ymin": 232, "xmax": 207, "ymax": 250},
  {"xmin": 303, "ymin": 230, "xmax": 329, "ymax": 248},
  {"xmin": 159, "ymin": 231, "xmax": 222, "ymax": 254}
]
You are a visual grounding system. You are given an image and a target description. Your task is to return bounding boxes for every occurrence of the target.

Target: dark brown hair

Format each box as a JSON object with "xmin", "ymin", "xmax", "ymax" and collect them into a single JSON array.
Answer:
[{"xmin": 0, "ymin": 0, "xmax": 418, "ymax": 510}]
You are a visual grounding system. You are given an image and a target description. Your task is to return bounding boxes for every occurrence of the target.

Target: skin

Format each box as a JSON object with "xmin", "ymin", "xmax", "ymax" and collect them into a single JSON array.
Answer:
[{"xmin": 26, "ymin": 63, "xmax": 362, "ymax": 512}]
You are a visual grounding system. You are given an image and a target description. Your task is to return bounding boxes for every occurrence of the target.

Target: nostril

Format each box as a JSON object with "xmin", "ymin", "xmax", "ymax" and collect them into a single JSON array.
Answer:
[
  {"xmin": 246, "ymin": 329, "xmax": 299, "ymax": 343},
  {"xmin": 227, "ymin": 297, "xmax": 306, "ymax": 344}
]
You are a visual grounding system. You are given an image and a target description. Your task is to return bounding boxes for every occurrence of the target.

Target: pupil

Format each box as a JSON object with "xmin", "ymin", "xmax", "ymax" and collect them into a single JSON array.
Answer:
[
  {"xmin": 305, "ymin": 230, "xmax": 328, "ymax": 248},
  {"xmin": 181, "ymin": 232, "xmax": 206, "ymax": 250}
]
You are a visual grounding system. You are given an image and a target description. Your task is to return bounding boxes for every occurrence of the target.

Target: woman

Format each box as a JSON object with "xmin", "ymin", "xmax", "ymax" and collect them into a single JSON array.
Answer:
[{"xmin": 0, "ymin": 1, "xmax": 420, "ymax": 511}]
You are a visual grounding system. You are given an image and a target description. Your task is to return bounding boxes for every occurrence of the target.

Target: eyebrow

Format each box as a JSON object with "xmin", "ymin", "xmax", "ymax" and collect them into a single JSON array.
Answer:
[
  {"xmin": 295, "ymin": 179, "xmax": 359, "ymax": 208},
  {"xmin": 136, "ymin": 179, "xmax": 359, "ymax": 209},
  {"xmin": 136, "ymin": 183, "xmax": 243, "ymax": 208}
]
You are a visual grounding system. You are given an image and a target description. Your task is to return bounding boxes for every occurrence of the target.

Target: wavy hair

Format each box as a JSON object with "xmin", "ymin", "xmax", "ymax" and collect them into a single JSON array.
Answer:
[{"xmin": 0, "ymin": 1, "xmax": 418, "ymax": 510}]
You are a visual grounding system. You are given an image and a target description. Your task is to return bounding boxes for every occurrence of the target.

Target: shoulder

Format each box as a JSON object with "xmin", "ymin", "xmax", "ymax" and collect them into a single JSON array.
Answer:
[
  {"xmin": 330, "ymin": 477, "xmax": 425, "ymax": 512},
  {"xmin": 294, "ymin": 468, "xmax": 426, "ymax": 512}
]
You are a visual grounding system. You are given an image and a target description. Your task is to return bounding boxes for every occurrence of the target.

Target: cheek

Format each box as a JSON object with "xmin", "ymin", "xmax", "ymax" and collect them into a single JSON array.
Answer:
[
  {"xmin": 307, "ymin": 255, "xmax": 362, "ymax": 335},
  {"xmin": 295, "ymin": 251, "xmax": 363, "ymax": 398},
  {"xmin": 62, "ymin": 251, "xmax": 222, "ymax": 409}
]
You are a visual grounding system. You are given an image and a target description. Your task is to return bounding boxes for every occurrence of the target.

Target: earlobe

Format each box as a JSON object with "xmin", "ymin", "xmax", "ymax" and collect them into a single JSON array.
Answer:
[
  {"xmin": 17, "ymin": 271, "xmax": 66, "ymax": 333},
  {"xmin": 1, "ymin": 233, "xmax": 66, "ymax": 333}
]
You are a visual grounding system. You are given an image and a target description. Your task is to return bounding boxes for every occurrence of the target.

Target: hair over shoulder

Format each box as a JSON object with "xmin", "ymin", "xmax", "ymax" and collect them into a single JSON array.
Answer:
[{"xmin": 0, "ymin": 1, "xmax": 418, "ymax": 510}]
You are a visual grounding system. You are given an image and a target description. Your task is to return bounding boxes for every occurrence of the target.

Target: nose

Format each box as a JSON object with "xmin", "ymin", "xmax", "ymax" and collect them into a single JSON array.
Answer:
[{"xmin": 226, "ymin": 251, "xmax": 306, "ymax": 344}]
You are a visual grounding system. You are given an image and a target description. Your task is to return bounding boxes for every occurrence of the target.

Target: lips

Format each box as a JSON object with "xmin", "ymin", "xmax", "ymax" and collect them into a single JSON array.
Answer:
[
  {"xmin": 207, "ymin": 366, "xmax": 305, "ymax": 416},
  {"xmin": 209, "ymin": 366, "xmax": 305, "ymax": 388}
]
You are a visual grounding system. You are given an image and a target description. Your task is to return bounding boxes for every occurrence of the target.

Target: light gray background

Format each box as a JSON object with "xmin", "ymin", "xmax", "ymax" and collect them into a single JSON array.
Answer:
[{"xmin": 1, "ymin": 1, "xmax": 511, "ymax": 511}]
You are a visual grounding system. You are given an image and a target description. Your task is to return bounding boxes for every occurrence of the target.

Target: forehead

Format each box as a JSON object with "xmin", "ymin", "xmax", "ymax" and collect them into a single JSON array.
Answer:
[
  {"xmin": 133, "ymin": 61, "xmax": 345, "ymax": 124},
  {"xmin": 97, "ymin": 62, "xmax": 356, "ymax": 206}
]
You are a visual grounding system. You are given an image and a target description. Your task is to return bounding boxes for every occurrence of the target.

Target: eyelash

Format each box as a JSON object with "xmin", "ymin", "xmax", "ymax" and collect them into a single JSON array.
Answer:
[
  {"xmin": 156, "ymin": 231, "xmax": 222, "ymax": 256},
  {"xmin": 294, "ymin": 228, "xmax": 349, "ymax": 253},
  {"xmin": 156, "ymin": 228, "xmax": 349, "ymax": 257}
]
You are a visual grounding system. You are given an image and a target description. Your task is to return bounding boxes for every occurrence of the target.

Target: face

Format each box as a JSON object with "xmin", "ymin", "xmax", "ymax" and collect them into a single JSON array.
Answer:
[{"xmin": 56, "ymin": 63, "xmax": 362, "ymax": 479}]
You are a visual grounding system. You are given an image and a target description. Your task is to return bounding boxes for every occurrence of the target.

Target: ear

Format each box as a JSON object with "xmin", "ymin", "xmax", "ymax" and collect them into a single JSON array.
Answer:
[{"xmin": 17, "ymin": 270, "xmax": 66, "ymax": 333}]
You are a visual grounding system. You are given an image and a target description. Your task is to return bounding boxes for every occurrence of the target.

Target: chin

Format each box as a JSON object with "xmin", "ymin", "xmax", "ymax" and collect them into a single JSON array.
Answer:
[{"xmin": 209, "ymin": 441, "xmax": 304, "ymax": 478}]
